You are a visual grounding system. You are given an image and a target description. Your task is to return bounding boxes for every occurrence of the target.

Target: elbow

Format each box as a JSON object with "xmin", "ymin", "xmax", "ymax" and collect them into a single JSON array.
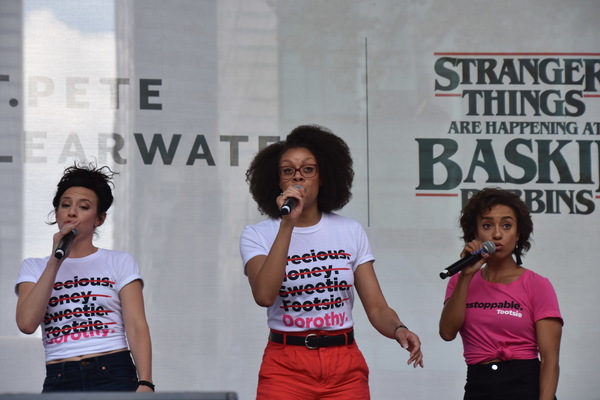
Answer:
[
  {"xmin": 439, "ymin": 328, "xmax": 457, "ymax": 342},
  {"xmin": 439, "ymin": 313, "xmax": 460, "ymax": 341},
  {"xmin": 16, "ymin": 305, "xmax": 40, "ymax": 334},
  {"xmin": 17, "ymin": 321, "xmax": 38, "ymax": 335},
  {"xmin": 253, "ymin": 292, "xmax": 276, "ymax": 308},
  {"xmin": 254, "ymin": 296, "xmax": 275, "ymax": 308},
  {"xmin": 250, "ymin": 284, "xmax": 278, "ymax": 307}
]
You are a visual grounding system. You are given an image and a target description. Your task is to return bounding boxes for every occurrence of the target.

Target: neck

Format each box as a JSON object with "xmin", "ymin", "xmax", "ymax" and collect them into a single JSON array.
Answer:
[
  {"xmin": 483, "ymin": 257, "xmax": 523, "ymax": 283},
  {"xmin": 486, "ymin": 256, "xmax": 517, "ymax": 269},
  {"xmin": 68, "ymin": 242, "xmax": 99, "ymax": 258},
  {"xmin": 295, "ymin": 207, "xmax": 322, "ymax": 227}
]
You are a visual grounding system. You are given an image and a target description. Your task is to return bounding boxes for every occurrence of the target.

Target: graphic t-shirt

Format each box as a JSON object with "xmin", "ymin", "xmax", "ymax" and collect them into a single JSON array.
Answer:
[
  {"xmin": 15, "ymin": 248, "xmax": 143, "ymax": 362},
  {"xmin": 444, "ymin": 268, "xmax": 562, "ymax": 365},
  {"xmin": 240, "ymin": 212, "xmax": 374, "ymax": 332}
]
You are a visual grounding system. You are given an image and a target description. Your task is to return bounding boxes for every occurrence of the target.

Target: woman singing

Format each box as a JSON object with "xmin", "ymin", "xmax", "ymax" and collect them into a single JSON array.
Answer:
[
  {"xmin": 439, "ymin": 187, "xmax": 562, "ymax": 400},
  {"xmin": 240, "ymin": 124, "xmax": 423, "ymax": 399},
  {"xmin": 16, "ymin": 163, "xmax": 153, "ymax": 393}
]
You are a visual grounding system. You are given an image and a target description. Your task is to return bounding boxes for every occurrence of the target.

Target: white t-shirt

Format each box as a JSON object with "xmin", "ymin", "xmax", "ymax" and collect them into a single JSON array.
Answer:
[
  {"xmin": 15, "ymin": 248, "xmax": 143, "ymax": 362},
  {"xmin": 240, "ymin": 212, "xmax": 374, "ymax": 332}
]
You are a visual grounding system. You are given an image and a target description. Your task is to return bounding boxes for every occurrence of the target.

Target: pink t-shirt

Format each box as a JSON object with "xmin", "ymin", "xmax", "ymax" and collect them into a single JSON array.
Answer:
[{"xmin": 444, "ymin": 268, "xmax": 562, "ymax": 365}]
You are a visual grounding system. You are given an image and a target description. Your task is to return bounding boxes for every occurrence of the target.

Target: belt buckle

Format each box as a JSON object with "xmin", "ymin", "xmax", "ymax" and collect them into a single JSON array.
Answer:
[{"xmin": 305, "ymin": 333, "xmax": 318, "ymax": 349}]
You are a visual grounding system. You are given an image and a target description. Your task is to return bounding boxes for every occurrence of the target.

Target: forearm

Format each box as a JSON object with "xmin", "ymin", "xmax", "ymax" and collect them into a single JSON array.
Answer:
[
  {"xmin": 127, "ymin": 323, "xmax": 153, "ymax": 382},
  {"xmin": 366, "ymin": 305, "xmax": 404, "ymax": 339},
  {"xmin": 539, "ymin": 358, "xmax": 559, "ymax": 400},
  {"xmin": 366, "ymin": 303, "xmax": 423, "ymax": 367},
  {"xmin": 439, "ymin": 299, "xmax": 464, "ymax": 340},
  {"xmin": 535, "ymin": 317, "xmax": 562, "ymax": 400},
  {"xmin": 439, "ymin": 275, "xmax": 472, "ymax": 340},
  {"xmin": 16, "ymin": 261, "xmax": 61, "ymax": 333},
  {"xmin": 250, "ymin": 222, "xmax": 294, "ymax": 306}
]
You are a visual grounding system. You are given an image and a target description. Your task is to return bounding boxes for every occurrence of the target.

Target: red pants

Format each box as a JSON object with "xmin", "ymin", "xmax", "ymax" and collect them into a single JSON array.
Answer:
[{"xmin": 256, "ymin": 329, "xmax": 370, "ymax": 400}]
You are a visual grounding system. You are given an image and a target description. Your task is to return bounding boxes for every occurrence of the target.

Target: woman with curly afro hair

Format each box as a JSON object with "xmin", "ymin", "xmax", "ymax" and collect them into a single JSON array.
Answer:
[
  {"xmin": 440, "ymin": 187, "xmax": 562, "ymax": 400},
  {"xmin": 240, "ymin": 124, "xmax": 423, "ymax": 399}
]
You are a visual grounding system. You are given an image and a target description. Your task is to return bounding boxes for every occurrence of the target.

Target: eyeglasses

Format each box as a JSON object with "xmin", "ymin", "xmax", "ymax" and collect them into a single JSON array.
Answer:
[{"xmin": 278, "ymin": 164, "xmax": 318, "ymax": 180}]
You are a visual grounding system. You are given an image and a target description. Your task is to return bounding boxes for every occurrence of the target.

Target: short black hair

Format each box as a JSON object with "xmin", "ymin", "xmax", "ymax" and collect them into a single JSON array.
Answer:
[
  {"xmin": 460, "ymin": 187, "xmax": 533, "ymax": 261},
  {"xmin": 52, "ymin": 162, "xmax": 117, "ymax": 220},
  {"xmin": 246, "ymin": 124, "xmax": 354, "ymax": 218}
]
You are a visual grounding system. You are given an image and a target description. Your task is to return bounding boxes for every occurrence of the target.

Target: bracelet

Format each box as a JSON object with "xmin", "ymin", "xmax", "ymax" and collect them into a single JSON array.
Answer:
[
  {"xmin": 138, "ymin": 380, "xmax": 155, "ymax": 391},
  {"xmin": 393, "ymin": 324, "xmax": 408, "ymax": 338}
]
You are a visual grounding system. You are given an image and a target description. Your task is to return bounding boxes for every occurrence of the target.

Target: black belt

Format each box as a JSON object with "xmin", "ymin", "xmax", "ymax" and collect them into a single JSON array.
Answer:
[{"xmin": 269, "ymin": 330, "xmax": 354, "ymax": 349}]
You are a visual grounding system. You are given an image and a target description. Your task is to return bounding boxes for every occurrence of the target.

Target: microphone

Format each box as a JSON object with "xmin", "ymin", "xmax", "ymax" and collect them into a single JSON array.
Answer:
[
  {"xmin": 439, "ymin": 241, "xmax": 496, "ymax": 279},
  {"xmin": 54, "ymin": 229, "xmax": 78, "ymax": 260},
  {"xmin": 280, "ymin": 185, "xmax": 303, "ymax": 216}
]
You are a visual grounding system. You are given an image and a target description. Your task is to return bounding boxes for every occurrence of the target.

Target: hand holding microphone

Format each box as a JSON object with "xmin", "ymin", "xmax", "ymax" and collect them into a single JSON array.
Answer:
[
  {"xmin": 54, "ymin": 229, "xmax": 78, "ymax": 259},
  {"xmin": 439, "ymin": 241, "xmax": 496, "ymax": 279},
  {"xmin": 280, "ymin": 185, "xmax": 304, "ymax": 216}
]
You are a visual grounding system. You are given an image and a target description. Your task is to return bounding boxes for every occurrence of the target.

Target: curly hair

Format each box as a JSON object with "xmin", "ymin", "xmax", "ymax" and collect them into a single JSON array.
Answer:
[
  {"xmin": 246, "ymin": 124, "xmax": 354, "ymax": 218},
  {"xmin": 459, "ymin": 187, "xmax": 533, "ymax": 262},
  {"xmin": 51, "ymin": 162, "xmax": 118, "ymax": 222}
]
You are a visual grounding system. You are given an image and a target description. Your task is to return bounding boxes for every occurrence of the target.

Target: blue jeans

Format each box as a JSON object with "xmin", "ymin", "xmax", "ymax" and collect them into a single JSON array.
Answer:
[{"xmin": 43, "ymin": 350, "xmax": 138, "ymax": 392}]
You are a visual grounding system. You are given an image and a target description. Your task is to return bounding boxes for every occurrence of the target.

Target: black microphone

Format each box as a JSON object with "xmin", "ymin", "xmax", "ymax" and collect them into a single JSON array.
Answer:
[
  {"xmin": 280, "ymin": 185, "xmax": 303, "ymax": 216},
  {"xmin": 439, "ymin": 241, "xmax": 496, "ymax": 279},
  {"xmin": 54, "ymin": 229, "xmax": 78, "ymax": 260}
]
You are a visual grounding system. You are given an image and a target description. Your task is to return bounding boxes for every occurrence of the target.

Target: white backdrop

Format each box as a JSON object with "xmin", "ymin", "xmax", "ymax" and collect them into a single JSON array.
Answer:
[{"xmin": 1, "ymin": 0, "xmax": 599, "ymax": 399}]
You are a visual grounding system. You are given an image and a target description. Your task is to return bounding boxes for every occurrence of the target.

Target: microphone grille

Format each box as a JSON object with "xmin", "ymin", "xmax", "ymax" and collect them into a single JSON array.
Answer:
[{"xmin": 482, "ymin": 241, "xmax": 496, "ymax": 254}]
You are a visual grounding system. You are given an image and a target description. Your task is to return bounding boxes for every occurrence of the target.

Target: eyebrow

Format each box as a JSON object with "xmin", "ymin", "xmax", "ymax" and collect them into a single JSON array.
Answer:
[
  {"xmin": 278, "ymin": 161, "xmax": 317, "ymax": 167},
  {"xmin": 61, "ymin": 197, "xmax": 93, "ymax": 203},
  {"xmin": 480, "ymin": 215, "xmax": 515, "ymax": 221},
  {"xmin": 279, "ymin": 157, "xmax": 316, "ymax": 163}
]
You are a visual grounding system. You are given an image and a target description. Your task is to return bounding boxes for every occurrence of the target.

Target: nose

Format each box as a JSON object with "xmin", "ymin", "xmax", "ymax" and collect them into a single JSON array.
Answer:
[
  {"xmin": 67, "ymin": 205, "xmax": 77, "ymax": 216},
  {"xmin": 492, "ymin": 225, "xmax": 502, "ymax": 239},
  {"xmin": 292, "ymin": 172, "xmax": 304, "ymax": 182}
]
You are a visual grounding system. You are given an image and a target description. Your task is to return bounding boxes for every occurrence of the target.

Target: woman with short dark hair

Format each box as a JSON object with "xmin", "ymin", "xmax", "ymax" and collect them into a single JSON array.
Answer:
[
  {"xmin": 440, "ymin": 187, "xmax": 562, "ymax": 400},
  {"xmin": 16, "ymin": 162, "xmax": 154, "ymax": 393}
]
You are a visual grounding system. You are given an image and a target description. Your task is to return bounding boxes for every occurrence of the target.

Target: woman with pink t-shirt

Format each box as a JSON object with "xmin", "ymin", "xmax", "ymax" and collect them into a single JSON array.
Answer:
[{"xmin": 440, "ymin": 187, "xmax": 562, "ymax": 400}]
